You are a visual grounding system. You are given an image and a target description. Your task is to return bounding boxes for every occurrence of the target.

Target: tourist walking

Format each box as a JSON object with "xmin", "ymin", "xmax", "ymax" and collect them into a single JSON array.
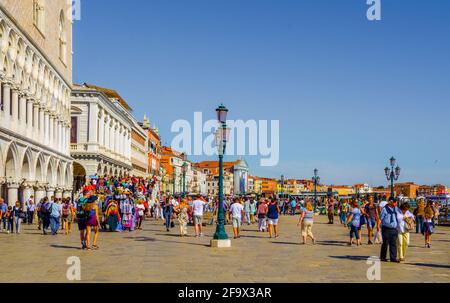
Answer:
[
  {"xmin": 229, "ymin": 198, "xmax": 244, "ymax": 239},
  {"xmin": 0, "ymin": 198, "xmax": 8, "ymax": 232},
  {"xmin": 423, "ymin": 201, "xmax": 435, "ymax": 248},
  {"xmin": 297, "ymin": 201, "xmax": 318, "ymax": 244},
  {"xmin": 346, "ymin": 200, "xmax": 362, "ymax": 246},
  {"xmin": 176, "ymin": 199, "xmax": 190, "ymax": 237},
  {"xmin": 250, "ymin": 199, "xmax": 256, "ymax": 223},
  {"xmin": 364, "ymin": 196, "xmax": 379, "ymax": 244},
  {"xmin": 163, "ymin": 198, "xmax": 173, "ymax": 232},
  {"xmin": 26, "ymin": 196, "xmax": 35, "ymax": 224},
  {"xmin": 40, "ymin": 197, "xmax": 51, "ymax": 235},
  {"xmin": 379, "ymin": 197, "xmax": 400, "ymax": 262},
  {"xmin": 76, "ymin": 191, "xmax": 90, "ymax": 249},
  {"xmin": 192, "ymin": 196, "xmax": 206, "ymax": 237},
  {"xmin": 397, "ymin": 202, "xmax": 414, "ymax": 262},
  {"xmin": 267, "ymin": 198, "xmax": 280, "ymax": 238},
  {"xmin": 243, "ymin": 198, "xmax": 251, "ymax": 225},
  {"xmin": 85, "ymin": 196, "xmax": 100, "ymax": 250},
  {"xmin": 256, "ymin": 199, "xmax": 268, "ymax": 232},
  {"xmin": 327, "ymin": 198, "xmax": 335, "ymax": 224},
  {"xmin": 414, "ymin": 198, "xmax": 425, "ymax": 234},
  {"xmin": 12, "ymin": 201, "xmax": 25, "ymax": 234},
  {"xmin": 49, "ymin": 198, "xmax": 62, "ymax": 235},
  {"xmin": 62, "ymin": 199, "xmax": 74, "ymax": 235}
]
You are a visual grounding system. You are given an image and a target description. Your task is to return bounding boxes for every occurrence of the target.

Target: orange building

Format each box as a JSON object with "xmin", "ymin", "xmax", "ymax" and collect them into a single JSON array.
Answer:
[
  {"xmin": 140, "ymin": 115, "xmax": 161, "ymax": 176},
  {"xmin": 394, "ymin": 182, "xmax": 419, "ymax": 198},
  {"xmin": 250, "ymin": 176, "xmax": 278, "ymax": 195}
]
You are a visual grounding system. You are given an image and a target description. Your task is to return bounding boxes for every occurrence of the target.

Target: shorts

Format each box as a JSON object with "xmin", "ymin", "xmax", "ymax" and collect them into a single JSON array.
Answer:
[
  {"xmin": 194, "ymin": 215, "xmax": 203, "ymax": 225},
  {"xmin": 267, "ymin": 218, "xmax": 278, "ymax": 225},
  {"xmin": 423, "ymin": 222, "xmax": 433, "ymax": 235},
  {"xmin": 367, "ymin": 218, "xmax": 377, "ymax": 228},
  {"xmin": 77, "ymin": 218, "xmax": 87, "ymax": 230},
  {"xmin": 232, "ymin": 217, "xmax": 242, "ymax": 228},
  {"xmin": 350, "ymin": 225, "xmax": 361, "ymax": 239}
]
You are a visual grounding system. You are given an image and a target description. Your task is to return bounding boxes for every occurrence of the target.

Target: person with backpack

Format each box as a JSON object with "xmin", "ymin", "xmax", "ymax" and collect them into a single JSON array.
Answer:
[
  {"xmin": 397, "ymin": 202, "xmax": 415, "ymax": 262},
  {"xmin": 76, "ymin": 191, "xmax": 90, "ymax": 249},
  {"xmin": 346, "ymin": 200, "xmax": 362, "ymax": 246},
  {"xmin": 379, "ymin": 197, "xmax": 401, "ymax": 263},
  {"xmin": 62, "ymin": 199, "xmax": 74, "ymax": 235},
  {"xmin": 5, "ymin": 206, "xmax": 13, "ymax": 234},
  {"xmin": 40, "ymin": 197, "xmax": 52, "ymax": 235},
  {"xmin": 49, "ymin": 198, "xmax": 62, "ymax": 235}
]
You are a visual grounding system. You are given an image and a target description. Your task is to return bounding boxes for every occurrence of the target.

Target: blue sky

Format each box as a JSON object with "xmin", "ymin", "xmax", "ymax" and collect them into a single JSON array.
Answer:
[{"xmin": 73, "ymin": 0, "xmax": 450, "ymax": 186}]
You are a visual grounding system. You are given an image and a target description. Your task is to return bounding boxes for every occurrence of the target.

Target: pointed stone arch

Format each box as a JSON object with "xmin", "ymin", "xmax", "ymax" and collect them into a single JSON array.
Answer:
[
  {"xmin": 34, "ymin": 153, "xmax": 46, "ymax": 183},
  {"xmin": 20, "ymin": 147, "xmax": 34, "ymax": 181},
  {"xmin": 4, "ymin": 142, "xmax": 19, "ymax": 181}
]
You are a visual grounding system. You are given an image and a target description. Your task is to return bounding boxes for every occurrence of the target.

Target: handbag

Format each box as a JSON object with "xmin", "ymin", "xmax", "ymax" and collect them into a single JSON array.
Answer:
[{"xmin": 19, "ymin": 211, "xmax": 26, "ymax": 219}]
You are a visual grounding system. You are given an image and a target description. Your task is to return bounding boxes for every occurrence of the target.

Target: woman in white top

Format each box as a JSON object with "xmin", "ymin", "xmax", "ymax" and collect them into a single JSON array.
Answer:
[{"xmin": 397, "ymin": 202, "xmax": 415, "ymax": 262}]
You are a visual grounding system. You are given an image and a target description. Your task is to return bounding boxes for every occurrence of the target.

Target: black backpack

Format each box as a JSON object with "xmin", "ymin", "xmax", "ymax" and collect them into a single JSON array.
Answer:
[{"xmin": 76, "ymin": 198, "xmax": 88, "ymax": 219}]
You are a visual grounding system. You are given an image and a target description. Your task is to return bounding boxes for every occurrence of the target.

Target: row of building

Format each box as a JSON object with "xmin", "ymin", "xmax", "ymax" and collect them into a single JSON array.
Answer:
[{"xmin": 0, "ymin": 2, "xmax": 447, "ymax": 206}]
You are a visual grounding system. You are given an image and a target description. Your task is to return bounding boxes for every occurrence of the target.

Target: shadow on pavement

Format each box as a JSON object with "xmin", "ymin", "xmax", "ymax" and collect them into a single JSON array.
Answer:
[
  {"xmin": 271, "ymin": 241, "xmax": 300, "ymax": 245},
  {"xmin": 50, "ymin": 244, "xmax": 81, "ymax": 250},
  {"xmin": 317, "ymin": 240, "xmax": 348, "ymax": 247},
  {"xmin": 329, "ymin": 255, "xmax": 370, "ymax": 261},
  {"xmin": 408, "ymin": 263, "xmax": 450, "ymax": 269}
]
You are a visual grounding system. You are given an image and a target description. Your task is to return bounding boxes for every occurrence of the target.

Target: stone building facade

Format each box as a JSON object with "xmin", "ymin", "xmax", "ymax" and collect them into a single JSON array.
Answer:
[
  {"xmin": 0, "ymin": 1, "xmax": 73, "ymax": 205},
  {"xmin": 70, "ymin": 84, "xmax": 133, "ymax": 190}
]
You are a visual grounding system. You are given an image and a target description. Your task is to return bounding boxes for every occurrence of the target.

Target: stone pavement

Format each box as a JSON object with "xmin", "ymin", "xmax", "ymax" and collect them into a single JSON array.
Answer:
[{"xmin": 0, "ymin": 215, "xmax": 448, "ymax": 283}]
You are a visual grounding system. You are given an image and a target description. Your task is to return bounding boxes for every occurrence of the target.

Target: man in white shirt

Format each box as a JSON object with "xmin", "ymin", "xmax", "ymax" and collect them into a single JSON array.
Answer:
[
  {"xmin": 229, "ymin": 198, "xmax": 244, "ymax": 239},
  {"xmin": 192, "ymin": 196, "xmax": 206, "ymax": 237}
]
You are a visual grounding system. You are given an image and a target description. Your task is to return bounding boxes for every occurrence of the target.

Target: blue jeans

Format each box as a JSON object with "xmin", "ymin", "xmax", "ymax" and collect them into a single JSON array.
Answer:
[
  {"xmin": 14, "ymin": 216, "xmax": 21, "ymax": 233},
  {"xmin": 164, "ymin": 212, "xmax": 172, "ymax": 229},
  {"xmin": 416, "ymin": 216, "xmax": 424, "ymax": 233},
  {"xmin": 50, "ymin": 216, "xmax": 60, "ymax": 234}
]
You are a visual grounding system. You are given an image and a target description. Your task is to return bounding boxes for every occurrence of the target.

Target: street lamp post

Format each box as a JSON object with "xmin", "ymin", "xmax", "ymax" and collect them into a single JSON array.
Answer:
[
  {"xmin": 181, "ymin": 162, "xmax": 188, "ymax": 196},
  {"xmin": 172, "ymin": 171, "xmax": 176, "ymax": 195},
  {"xmin": 312, "ymin": 168, "xmax": 320, "ymax": 210},
  {"xmin": 211, "ymin": 104, "xmax": 231, "ymax": 248},
  {"xmin": 385, "ymin": 156, "xmax": 401, "ymax": 198},
  {"xmin": 280, "ymin": 175, "xmax": 285, "ymax": 200}
]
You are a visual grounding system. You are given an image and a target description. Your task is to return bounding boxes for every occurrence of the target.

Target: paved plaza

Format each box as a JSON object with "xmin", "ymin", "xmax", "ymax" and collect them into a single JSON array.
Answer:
[{"xmin": 0, "ymin": 215, "xmax": 449, "ymax": 283}]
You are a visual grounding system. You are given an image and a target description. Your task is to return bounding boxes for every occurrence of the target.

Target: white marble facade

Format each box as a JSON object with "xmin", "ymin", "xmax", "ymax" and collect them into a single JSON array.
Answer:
[
  {"xmin": 70, "ymin": 85, "xmax": 133, "ymax": 181},
  {"xmin": 0, "ymin": 8, "xmax": 73, "ymax": 206}
]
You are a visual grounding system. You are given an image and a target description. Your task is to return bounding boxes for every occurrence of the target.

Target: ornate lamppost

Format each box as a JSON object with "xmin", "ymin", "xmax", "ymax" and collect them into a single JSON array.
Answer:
[
  {"xmin": 312, "ymin": 168, "xmax": 320, "ymax": 210},
  {"xmin": 181, "ymin": 162, "xmax": 188, "ymax": 196},
  {"xmin": 172, "ymin": 170, "xmax": 176, "ymax": 195},
  {"xmin": 385, "ymin": 156, "xmax": 401, "ymax": 198},
  {"xmin": 211, "ymin": 104, "xmax": 231, "ymax": 248},
  {"xmin": 280, "ymin": 175, "xmax": 285, "ymax": 200}
]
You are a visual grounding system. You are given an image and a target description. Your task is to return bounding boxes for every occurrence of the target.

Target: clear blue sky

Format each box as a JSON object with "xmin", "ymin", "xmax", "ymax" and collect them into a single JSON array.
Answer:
[{"xmin": 73, "ymin": 0, "xmax": 450, "ymax": 186}]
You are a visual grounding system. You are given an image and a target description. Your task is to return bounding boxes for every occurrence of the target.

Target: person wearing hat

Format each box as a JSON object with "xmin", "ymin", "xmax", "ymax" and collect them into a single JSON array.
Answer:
[{"xmin": 379, "ymin": 197, "xmax": 401, "ymax": 262}]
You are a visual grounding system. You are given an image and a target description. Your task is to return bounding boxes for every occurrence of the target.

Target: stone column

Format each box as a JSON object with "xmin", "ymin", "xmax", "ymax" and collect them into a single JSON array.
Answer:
[
  {"xmin": 88, "ymin": 103, "xmax": 98, "ymax": 152},
  {"xmin": 104, "ymin": 115, "xmax": 110, "ymax": 150},
  {"xmin": 49, "ymin": 115, "xmax": 54, "ymax": 148},
  {"xmin": 34, "ymin": 184, "xmax": 46, "ymax": 204},
  {"xmin": 19, "ymin": 93, "xmax": 27, "ymax": 130},
  {"xmin": 22, "ymin": 183, "xmax": 35, "ymax": 204},
  {"xmin": 62, "ymin": 190, "xmax": 71, "ymax": 199},
  {"xmin": 46, "ymin": 187, "xmax": 55, "ymax": 201},
  {"xmin": 11, "ymin": 88, "xmax": 19, "ymax": 130},
  {"xmin": 7, "ymin": 182, "xmax": 19, "ymax": 206},
  {"xmin": 33, "ymin": 102, "xmax": 39, "ymax": 137},
  {"xmin": 26, "ymin": 99, "xmax": 33, "ymax": 132},
  {"xmin": 98, "ymin": 110, "xmax": 104, "ymax": 148},
  {"xmin": 110, "ymin": 120, "xmax": 116, "ymax": 153},
  {"xmin": 55, "ymin": 188, "xmax": 63, "ymax": 199},
  {"xmin": 40, "ymin": 107, "xmax": 50, "ymax": 145},
  {"xmin": 2, "ymin": 83, "xmax": 11, "ymax": 125}
]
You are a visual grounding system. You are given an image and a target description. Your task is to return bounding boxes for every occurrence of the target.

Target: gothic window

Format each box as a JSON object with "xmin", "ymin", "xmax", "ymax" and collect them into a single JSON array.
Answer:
[
  {"xmin": 33, "ymin": 0, "xmax": 45, "ymax": 34},
  {"xmin": 59, "ymin": 10, "xmax": 67, "ymax": 64}
]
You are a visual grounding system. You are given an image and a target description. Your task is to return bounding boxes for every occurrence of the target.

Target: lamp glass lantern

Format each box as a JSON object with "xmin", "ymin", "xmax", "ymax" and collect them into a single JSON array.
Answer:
[
  {"xmin": 216, "ymin": 104, "xmax": 228, "ymax": 123},
  {"xmin": 181, "ymin": 162, "xmax": 188, "ymax": 174},
  {"xmin": 384, "ymin": 167, "xmax": 390, "ymax": 177},
  {"xmin": 390, "ymin": 157, "xmax": 396, "ymax": 167}
]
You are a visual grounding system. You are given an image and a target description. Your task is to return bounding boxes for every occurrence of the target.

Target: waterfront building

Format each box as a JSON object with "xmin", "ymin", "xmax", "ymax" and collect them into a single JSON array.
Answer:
[
  {"xmin": 70, "ymin": 84, "xmax": 133, "ymax": 189},
  {"xmin": 0, "ymin": 1, "xmax": 73, "ymax": 205}
]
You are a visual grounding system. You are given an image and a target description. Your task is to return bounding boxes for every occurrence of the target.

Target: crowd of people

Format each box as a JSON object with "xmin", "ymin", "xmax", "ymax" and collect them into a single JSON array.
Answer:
[{"xmin": 0, "ymin": 176, "xmax": 444, "ymax": 262}]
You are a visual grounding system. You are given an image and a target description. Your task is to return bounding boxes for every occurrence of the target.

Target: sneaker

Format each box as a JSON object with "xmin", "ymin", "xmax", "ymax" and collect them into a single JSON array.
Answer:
[{"xmin": 368, "ymin": 240, "xmax": 373, "ymax": 245}]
